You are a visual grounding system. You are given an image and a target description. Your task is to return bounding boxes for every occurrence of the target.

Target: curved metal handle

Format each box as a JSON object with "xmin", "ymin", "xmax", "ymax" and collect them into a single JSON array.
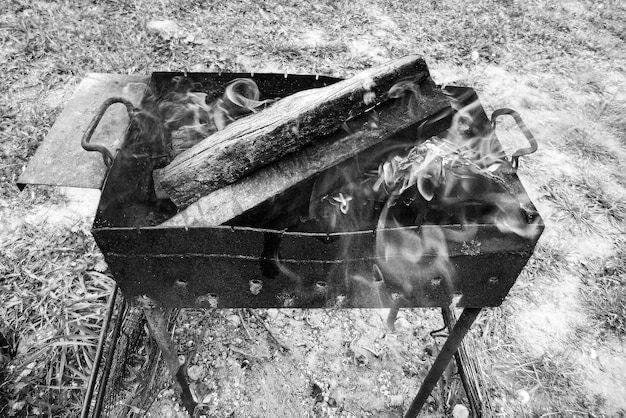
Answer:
[
  {"xmin": 490, "ymin": 108, "xmax": 538, "ymax": 170},
  {"xmin": 81, "ymin": 97, "xmax": 138, "ymax": 168}
]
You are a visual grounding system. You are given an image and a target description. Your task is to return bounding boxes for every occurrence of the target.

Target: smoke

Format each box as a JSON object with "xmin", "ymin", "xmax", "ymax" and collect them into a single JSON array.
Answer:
[
  {"xmin": 368, "ymin": 96, "xmax": 541, "ymax": 296},
  {"xmin": 131, "ymin": 77, "xmax": 277, "ymax": 159}
]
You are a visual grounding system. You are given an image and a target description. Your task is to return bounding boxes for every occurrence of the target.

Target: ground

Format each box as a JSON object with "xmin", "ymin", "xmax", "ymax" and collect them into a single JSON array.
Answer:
[{"xmin": 1, "ymin": 0, "xmax": 625, "ymax": 417}]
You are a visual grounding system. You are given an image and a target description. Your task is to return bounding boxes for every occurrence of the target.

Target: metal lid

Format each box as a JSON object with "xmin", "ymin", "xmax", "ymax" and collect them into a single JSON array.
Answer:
[{"xmin": 17, "ymin": 73, "xmax": 149, "ymax": 190}]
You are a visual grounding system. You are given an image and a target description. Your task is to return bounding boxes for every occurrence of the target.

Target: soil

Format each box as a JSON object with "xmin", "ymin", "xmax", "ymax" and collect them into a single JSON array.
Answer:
[{"xmin": 139, "ymin": 308, "xmax": 467, "ymax": 418}]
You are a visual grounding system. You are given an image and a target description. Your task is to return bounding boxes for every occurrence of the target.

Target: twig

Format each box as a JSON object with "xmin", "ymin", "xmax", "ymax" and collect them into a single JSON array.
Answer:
[
  {"xmin": 358, "ymin": 345, "xmax": 380, "ymax": 358},
  {"xmin": 229, "ymin": 347, "xmax": 269, "ymax": 361},
  {"xmin": 238, "ymin": 309, "xmax": 253, "ymax": 340},
  {"xmin": 246, "ymin": 309, "xmax": 289, "ymax": 352}
]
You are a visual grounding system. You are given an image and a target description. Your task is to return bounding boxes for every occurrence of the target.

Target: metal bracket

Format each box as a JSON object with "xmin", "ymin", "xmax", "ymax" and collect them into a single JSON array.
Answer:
[
  {"xmin": 81, "ymin": 97, "xmax": 139, "ymax": 168},
  {"xmin": 491, "ymin": 108, "xmax": 538, "ymax": 170}
]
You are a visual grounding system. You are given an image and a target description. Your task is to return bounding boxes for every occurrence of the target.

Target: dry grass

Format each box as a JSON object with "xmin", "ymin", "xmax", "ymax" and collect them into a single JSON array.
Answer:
[
  {"xmin": 540, "ymin": 177, "xmax": 603, "ymax": 233},
  {"xmin": 539, "ymin": 169, "xmax": 626, "ymax": 234},
  {"xmin": 577, "ymin": 173, "xmax": 626, "ymax": 226},
  {"xmin": 558, "ymin": 127, "xmax": 618, "ymax": 163},
  {"xmin": 1, "ymin": 0, "xmax": 625, "ymax": 416}
]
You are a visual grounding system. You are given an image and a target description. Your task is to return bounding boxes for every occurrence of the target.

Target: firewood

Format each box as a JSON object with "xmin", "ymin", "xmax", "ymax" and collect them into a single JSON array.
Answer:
[
  {"xmin": 158, "ymin": 77, "xmax": 450, "ymax": 227},
  {"xmin": 158, "ymin": 55, "xmax": 430, "ymax": 209}
]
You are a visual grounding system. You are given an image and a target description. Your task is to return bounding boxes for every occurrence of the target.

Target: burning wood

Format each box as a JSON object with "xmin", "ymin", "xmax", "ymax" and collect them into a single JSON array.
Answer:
[
  {"xmin": 374, "ymin": 136, "xmax": 509, "ymax": 204},
  {"xmin": 157, "ymin": 55, "xmax": 430, "ymax": 209},
  {"xmin": 159, "ymin": 77, "xmax": 450, "ymax": 227}
]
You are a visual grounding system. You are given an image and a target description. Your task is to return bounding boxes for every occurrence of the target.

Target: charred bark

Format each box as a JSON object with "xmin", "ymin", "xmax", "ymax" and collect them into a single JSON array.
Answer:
[
  {"xmin": 158, "ymin": 77, "xmax": 450, "ymax": 227},
  {"xmin": 158, "ymin": 55, "xmax": 430, "ymax": 208}
]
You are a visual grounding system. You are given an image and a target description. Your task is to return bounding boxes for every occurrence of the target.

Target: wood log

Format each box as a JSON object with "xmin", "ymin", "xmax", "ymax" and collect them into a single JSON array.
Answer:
[
  {"xmin": 158, "ymin": 77, "xmax": 450, "ymax": 227},
  {"xmin": 158, "ymin": 55, "xmax": 430, "ymax": 208}
]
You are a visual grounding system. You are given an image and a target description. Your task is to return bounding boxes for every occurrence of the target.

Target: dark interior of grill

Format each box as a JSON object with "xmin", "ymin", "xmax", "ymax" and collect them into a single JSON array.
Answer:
[{"xmin": 93, "ymin": 74, "xmax": 535, "ymax": 233}]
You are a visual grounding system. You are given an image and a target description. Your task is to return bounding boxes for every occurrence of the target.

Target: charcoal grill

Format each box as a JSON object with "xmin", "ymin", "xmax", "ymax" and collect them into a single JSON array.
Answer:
[{"xmin": 19, "ymin": 66, "xmax": 543, "ymax": 417}]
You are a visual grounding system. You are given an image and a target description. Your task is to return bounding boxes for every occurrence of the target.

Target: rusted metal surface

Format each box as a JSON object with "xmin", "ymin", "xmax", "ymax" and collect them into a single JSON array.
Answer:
[
  {"xmin": 18, "ymin": 73, "xmax": 148, "ymax": 190},
  {"xmin": 94, "ymin": 223, "xmax": 538, "ymax": 308},
  {"xmin": 142, "ymin": 307, "xmax": 196, "ymax": 415},
  {"xmin": 81, "ymin": 97, "xmax": 140, "ymax": 169},
  {"xmin": 89, "ymin": 76, "xmax": 542, "ymax": 309},
  {"xmin": 490, "ymin": 108, "xmax": 538, "ymax": 169},
  {"xmin": 150, "ymin": 71, "xmax": 343, "ymax": 103}
]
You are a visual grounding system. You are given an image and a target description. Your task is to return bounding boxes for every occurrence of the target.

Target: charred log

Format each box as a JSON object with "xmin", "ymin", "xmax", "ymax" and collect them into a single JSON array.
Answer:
[
  {"xmin": 158, "ymin": 78, "xmax": 450, "ymax": 227},
  {"xmin": 158, "ymin": 55, "xmax": 430, "ymax": 209}
]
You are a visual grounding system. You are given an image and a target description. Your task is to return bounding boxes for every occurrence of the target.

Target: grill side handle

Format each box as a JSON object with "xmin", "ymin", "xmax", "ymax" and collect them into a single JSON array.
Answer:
[
  {"xmin": 81, "ymin": 97, "xmax": 139, "ymax": 168},
  {"xmin": 490, "ymin": 108, "xmax": 538, "ymax": 170}
]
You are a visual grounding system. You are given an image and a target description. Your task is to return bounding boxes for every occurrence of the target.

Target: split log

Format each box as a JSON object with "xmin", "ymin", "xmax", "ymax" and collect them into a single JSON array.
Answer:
[
  {"xmin": 158, "ymin": 78, "xmax": 450, "ymax": 227},
  {"xmin": 158, "ymin": 55, "xmax": 430, "ymax": 209}
]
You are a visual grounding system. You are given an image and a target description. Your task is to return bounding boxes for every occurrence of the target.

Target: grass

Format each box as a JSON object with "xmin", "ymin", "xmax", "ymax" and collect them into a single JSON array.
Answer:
[
  {"xmin": 540, "ymin": 177, "xmax": 602, "ymax": 233},
  {"xmin": 581, "ymin": 239, "xmax": 626, "ymax": 338},
  {"xmin": 0, "ymin": 0, "xmax": 625, "ymax": 416},
  {"xmin": 576, "ymin": 173, "xmax": 626, "ymax": 225},
  {"xmin": 0, "ymin": 221, "xmax": 113, "ymax": 417},
  {"xmin": 477, "ymin": 239, "xmax": 610, "ymax": 416},
  {"xmin": 491, "ymin": 348, "xmax": 593, "ymax": 413},
  {"xmin": 540, "ymin": 170, "xmax": 626, "ymax": 233},
  {"xmin": 558, "ymin": 127, "xmax": 617, "ymax": 163}
]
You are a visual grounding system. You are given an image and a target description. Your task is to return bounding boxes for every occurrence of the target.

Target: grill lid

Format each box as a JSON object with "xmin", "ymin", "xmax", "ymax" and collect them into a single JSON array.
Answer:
[{"xmin": 17, "ymin": 73, "xmax": 148, "ymax": 190}]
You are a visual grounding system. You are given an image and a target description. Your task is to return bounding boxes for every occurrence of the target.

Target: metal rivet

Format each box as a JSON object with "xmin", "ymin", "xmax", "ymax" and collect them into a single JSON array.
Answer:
[
  {"xmin": 249, "ymin": 279, "xmax": 263, "ymax": 295},
  {"xmin": 315, "ymin": 281, "xmax": 327, "ymax": 292},
  {"xmin": 196, "ymin": 293, "xmax": 218, "ymax": 308}
]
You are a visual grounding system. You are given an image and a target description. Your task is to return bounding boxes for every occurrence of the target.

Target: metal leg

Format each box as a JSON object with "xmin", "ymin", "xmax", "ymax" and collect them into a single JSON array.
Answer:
[
  {"xmin": 386, "ymin": 307, "xmax": 400, "ymax": 331},
  {"xmin": 143, "ymin": 307, "xmax": 197, "ymax": 416},
  {"xmin": 404, "ymin": 307, "xmax": 482, "ymax": 418},
  {"xmin": 93, "ymin": 290, "xmax": 126, "ymax": 418},
  {"xmin": 442, "ymin": 306, "xmax": 485, "ymax": 417}
]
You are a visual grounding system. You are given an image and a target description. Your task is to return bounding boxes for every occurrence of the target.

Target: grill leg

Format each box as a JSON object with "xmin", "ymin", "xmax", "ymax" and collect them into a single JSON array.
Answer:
[
  {"xmin": 143, "ymin": 307, "xmax": 197, "ymax": 416},
  {"xmin": 386, "ymin": 307, "xmax": 400, "ymax": 331},
  {"xmin": 404, "ymin": 307, "xmax": 481, "ymax": 418}
]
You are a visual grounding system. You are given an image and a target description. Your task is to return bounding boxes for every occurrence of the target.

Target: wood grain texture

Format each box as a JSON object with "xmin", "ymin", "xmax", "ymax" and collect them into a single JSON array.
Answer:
[
  {"xmin": 159, "ymin": 77, "xmax": 450, "ymax": 227},
  {"xmin": 158, "ymin": 55, "xmax": 428, "ymax": 208}
]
